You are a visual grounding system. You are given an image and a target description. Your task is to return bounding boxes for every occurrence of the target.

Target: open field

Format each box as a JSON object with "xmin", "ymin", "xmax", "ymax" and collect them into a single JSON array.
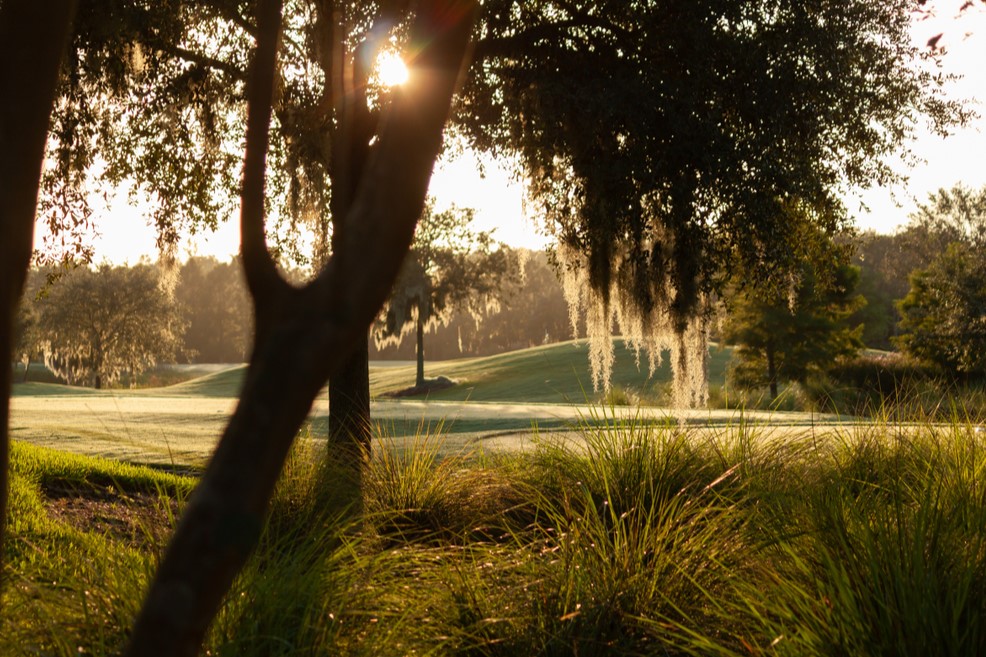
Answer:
[
  {"xmin": 9, "ymin": 392, "xmax": 848, "ymax": 467},
  {"xmin": 7, "ymin": 342, "xmax": 986, "ymax": 656},
  {"xmin": 8, "ymin": 340, "xmax": 855, "ymax": 468}
]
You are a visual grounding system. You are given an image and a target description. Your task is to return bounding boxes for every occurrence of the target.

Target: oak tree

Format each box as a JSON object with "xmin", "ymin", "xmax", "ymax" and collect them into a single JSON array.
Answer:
[
  {"xmin": 375, "ymin": 201, "xmax": 513, "ymax": 388},
  {"xmin": 456, "ymin": 0, "xmax": 968, "ymax": 405},
  {"xmin": 1, "ymin": 2, "xmax": 477, "ymax": 655},
  {"xmin": 897, "ymin": 242, "xmax": 986, "ymax": 378},
  {"xmin": 29, "ymin": 263, "xmax": 184, "ymax": 388}
]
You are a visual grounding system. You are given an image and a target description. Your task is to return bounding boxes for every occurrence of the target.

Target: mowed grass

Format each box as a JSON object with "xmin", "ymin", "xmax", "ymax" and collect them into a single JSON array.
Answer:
[
  {"xmin": 8, "ymin": 340, "xmax": 749, "ymax": 467},
  {"xmin": 369, "ymin": 339, "xmax": 735, "ymax": 403},
  {"xmin": 5, "ymin": 417, "xmax": 986, "ymax": 656},
  {"xmin": 13, "ymin": 338, "xmax": 733, "ymax": 401}
]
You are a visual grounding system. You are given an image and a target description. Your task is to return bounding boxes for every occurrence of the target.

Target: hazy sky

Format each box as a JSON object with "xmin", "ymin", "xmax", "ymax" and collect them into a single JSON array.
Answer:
[{"xmin": 35, "ymin": 1, "xmax": 986, "ymax": 264}]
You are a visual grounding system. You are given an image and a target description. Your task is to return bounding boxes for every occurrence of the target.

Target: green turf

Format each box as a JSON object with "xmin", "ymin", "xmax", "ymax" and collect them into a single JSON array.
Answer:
[
  {"xmin": 12, "ymin": 338, "xmax": 733, "ymax": 403},
  {"xmin": 369, "ymin": 338, "xmax": 734, "ymax": 403},
  {"xmin": 155, "ymin": 365, "xmax": 248, "ymax": 397}
]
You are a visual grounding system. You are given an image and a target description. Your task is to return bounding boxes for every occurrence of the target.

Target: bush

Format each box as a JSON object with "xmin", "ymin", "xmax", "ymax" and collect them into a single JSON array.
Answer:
[{"xmin": 816, "ymin": 353, "xmax": 986, "ymax": 419}]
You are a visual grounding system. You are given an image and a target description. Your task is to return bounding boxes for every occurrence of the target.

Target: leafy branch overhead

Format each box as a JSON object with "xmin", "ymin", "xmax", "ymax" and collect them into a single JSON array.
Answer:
[{"xmin": 455, "ymin": 0, "xmax": 970, "ymax": 402}]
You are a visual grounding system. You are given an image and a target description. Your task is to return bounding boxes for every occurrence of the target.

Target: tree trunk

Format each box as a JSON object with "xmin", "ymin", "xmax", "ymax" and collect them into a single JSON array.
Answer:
[
  {"xmin": 22, "ymin": 358, "xmax": 30, "ymax": 383},
  {"xmin": 325, "ymin": 30, "xmax": 375, "ymax": 461},
  {"xmin": 766, "ymin": 343, "xmax": 778, "ymax": 401},
  {"xmin": 0, "ymin": 0, "xmax": 76, "ymax": 591},
  {"xmin": 328, "ymin": 331, "xmax": 372, "ymax": 456},
  {"xmin": 124, "ymin": 4, "xmax": 476, "ymax": 654},
  {"xmin": 416, "ymin": 298, "xmax": 426, "ymax": 388}
]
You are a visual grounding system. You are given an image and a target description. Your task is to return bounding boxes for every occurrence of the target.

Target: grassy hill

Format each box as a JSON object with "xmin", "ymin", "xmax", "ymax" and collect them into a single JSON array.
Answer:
[
  {"xmin": 370, "ymin": 339, "xmax": 733, "ymax": 404},
  {"xmin": 12, "ymin": 339, "xmax": 734, "ymax": 404}
]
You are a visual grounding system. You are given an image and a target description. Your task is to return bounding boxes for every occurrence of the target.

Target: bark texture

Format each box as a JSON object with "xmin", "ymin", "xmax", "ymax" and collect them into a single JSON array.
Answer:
[{"xmin": 0, "ymin": 0, "xmax": 76, "ymax": 599}]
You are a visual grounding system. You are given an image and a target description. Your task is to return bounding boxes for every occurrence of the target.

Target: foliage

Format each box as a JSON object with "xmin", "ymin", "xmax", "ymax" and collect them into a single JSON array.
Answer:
[
  {"xmin": 818, "ymin": 352, "xmax": 986, "ymax": 418},
  {"xmin": 897, "ymin": 241, "xmax": 986, "ymax": 378},
  {"xmin": 11, "ymin": 271, "xmax": 45, "ymax": 378},
  {"xmin": 723, "ymin": 232, "xmax": 864, "ymax": 400},
  {"xmin": 27, "ymin": 264, "xmax": 184, "ymax": 389},
  {"xmin": 903, "ymin": 183, "xmax": 986, "ymax": 252},
  {"xmin": 36, "ymin": 0, "xmax": 250, "ymax": 266},
  {"xmin": 848, "ymin": 231, "xmax": 912, "ymax": 350},
  {"xmin": 374, "ymin": 202, "xmax": 515, "ymax": 386},
  {"xmin": 372, "ymin": 248, "xmax": 572, "ymax": 360},
  {"xmin": 456, "ymin": 0, "xmax": 968, "ymax": 402},
  {"xmin": 175, "ymin": 256, "xmax": 251, "ymax": 363},
  {"xmin": 848, "ymin": 186, "xmax": 986, "ymax": 350}
]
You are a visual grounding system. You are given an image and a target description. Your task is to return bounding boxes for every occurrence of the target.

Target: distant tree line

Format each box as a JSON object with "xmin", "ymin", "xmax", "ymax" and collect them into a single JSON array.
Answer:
[
  {"xmin": 12, "ymin": 249, "xmax": 573, "ymax": 385},
  {"xmin": 11, "ymin": 184, "xmax": 985, "ymax": 394}
]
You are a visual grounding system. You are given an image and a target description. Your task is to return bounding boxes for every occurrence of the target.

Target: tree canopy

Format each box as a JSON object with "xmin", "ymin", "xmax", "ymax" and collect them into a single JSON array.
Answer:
[
  {"xmin": 723, "ymin": 236, "xmax": 864, "ymax": 400},
  {"xmin": 375, "ymin": 201, "xmax": 514, "ymax": 388},
  {"xmin": 896, "ymin": 243, "xmax": 986, "ymax": 378},
  {"xmin": 28, "ymin": 264, "xmax": 185, "ymax": 388},
  {"xmin": 455, "ymin": 0, "xmax": 968, "ymax": 404},
  {"xmin": 895, "ymin": 188, "xmax": 986, "ymax": 378}
]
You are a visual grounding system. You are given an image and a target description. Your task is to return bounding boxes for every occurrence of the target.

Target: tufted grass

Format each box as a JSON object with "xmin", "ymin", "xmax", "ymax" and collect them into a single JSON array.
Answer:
[{"xmin": 4, "ymin": 412, "xmax": 986, "ymax": 656}]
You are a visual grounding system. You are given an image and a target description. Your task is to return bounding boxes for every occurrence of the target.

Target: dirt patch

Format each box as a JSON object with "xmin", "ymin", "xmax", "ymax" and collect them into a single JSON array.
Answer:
[
  {"xmin": 44, "ymin": 483, "xmax": 178, "ymax": 550},
  {"xmin": 382, "ymin": 376, "xmax": 457, "ymax": 398}
]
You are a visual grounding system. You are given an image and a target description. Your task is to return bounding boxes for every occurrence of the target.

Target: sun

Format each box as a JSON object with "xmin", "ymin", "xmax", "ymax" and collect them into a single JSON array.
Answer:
[{"xmin": 376, "ymin": 51, "xmax": 409, "ymax": 87}]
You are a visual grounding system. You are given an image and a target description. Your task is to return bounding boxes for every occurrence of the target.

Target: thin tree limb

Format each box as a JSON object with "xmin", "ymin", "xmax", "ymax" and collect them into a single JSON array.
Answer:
[
  {"xmin": 153, "ymin": 42, "xmax": 247, "ymax": 81},
  {"xmin": 239, "ymin": 0, "xmax": 290, "ymax": 309}
]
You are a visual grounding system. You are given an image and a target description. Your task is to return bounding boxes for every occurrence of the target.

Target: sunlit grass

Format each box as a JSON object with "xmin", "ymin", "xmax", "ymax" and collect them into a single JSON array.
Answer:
[{"xmin": 5, "ymin": 412, "xmax": 986, "ymax": 655}]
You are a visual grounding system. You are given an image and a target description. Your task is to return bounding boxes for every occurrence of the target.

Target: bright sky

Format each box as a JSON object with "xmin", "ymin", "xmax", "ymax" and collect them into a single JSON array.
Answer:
[
  {"xmin": 34, "ymin": 1, "xmax": 986, "ymax": 264},
  {"xmin": 848, "ymin": 0, "xmax": 986, "ymax": 233}
]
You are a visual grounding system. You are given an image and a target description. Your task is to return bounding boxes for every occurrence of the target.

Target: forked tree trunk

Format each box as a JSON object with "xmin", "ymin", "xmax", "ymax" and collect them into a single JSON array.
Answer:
[
  {"xmin": 0, "ymin": 0, "xmax": 77, "ymax": 594},
  {"xmin": 123, "ymin": 3, "xmax": 477, "ymax": 655}
]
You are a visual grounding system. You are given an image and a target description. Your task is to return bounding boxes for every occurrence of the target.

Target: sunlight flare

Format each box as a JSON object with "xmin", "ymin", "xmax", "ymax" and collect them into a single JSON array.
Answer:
[{"xmin": 376, "ymin": 51, "xmax": 409, "ymax": 87}]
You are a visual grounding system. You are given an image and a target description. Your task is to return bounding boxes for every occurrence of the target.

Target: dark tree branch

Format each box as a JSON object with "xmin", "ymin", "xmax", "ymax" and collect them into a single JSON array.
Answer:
[
  {"xmin": 0, "ymin": 0, "xmax": 76, "ymax": 603},
  {"xmin": 473, "ymin": 16, "xmax": 630, "ymax": 62},
  {"xmin": 202, "ymin": 0, "xmax": 258, "ymax": 37},
  {"xmin": 153, "ymin": 42, "xmax": 247, "ymax": 81},
  {"xmin": 123, "ymin": 2, "xmax": 477, "ymax": 655},
  {"xmin": 239, "ymin": 0, "xmax": 290, "ymax": 310}
]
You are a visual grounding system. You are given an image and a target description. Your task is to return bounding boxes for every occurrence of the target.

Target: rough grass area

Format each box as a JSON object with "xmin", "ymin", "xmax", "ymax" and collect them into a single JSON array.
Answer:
[
  {"xmin": 1, "ymin": 443, "xmax": 194, "ymax": 656},
  {"xmin": 4, "ymin": 417, "xmax": 986, "ymax": 656}
]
